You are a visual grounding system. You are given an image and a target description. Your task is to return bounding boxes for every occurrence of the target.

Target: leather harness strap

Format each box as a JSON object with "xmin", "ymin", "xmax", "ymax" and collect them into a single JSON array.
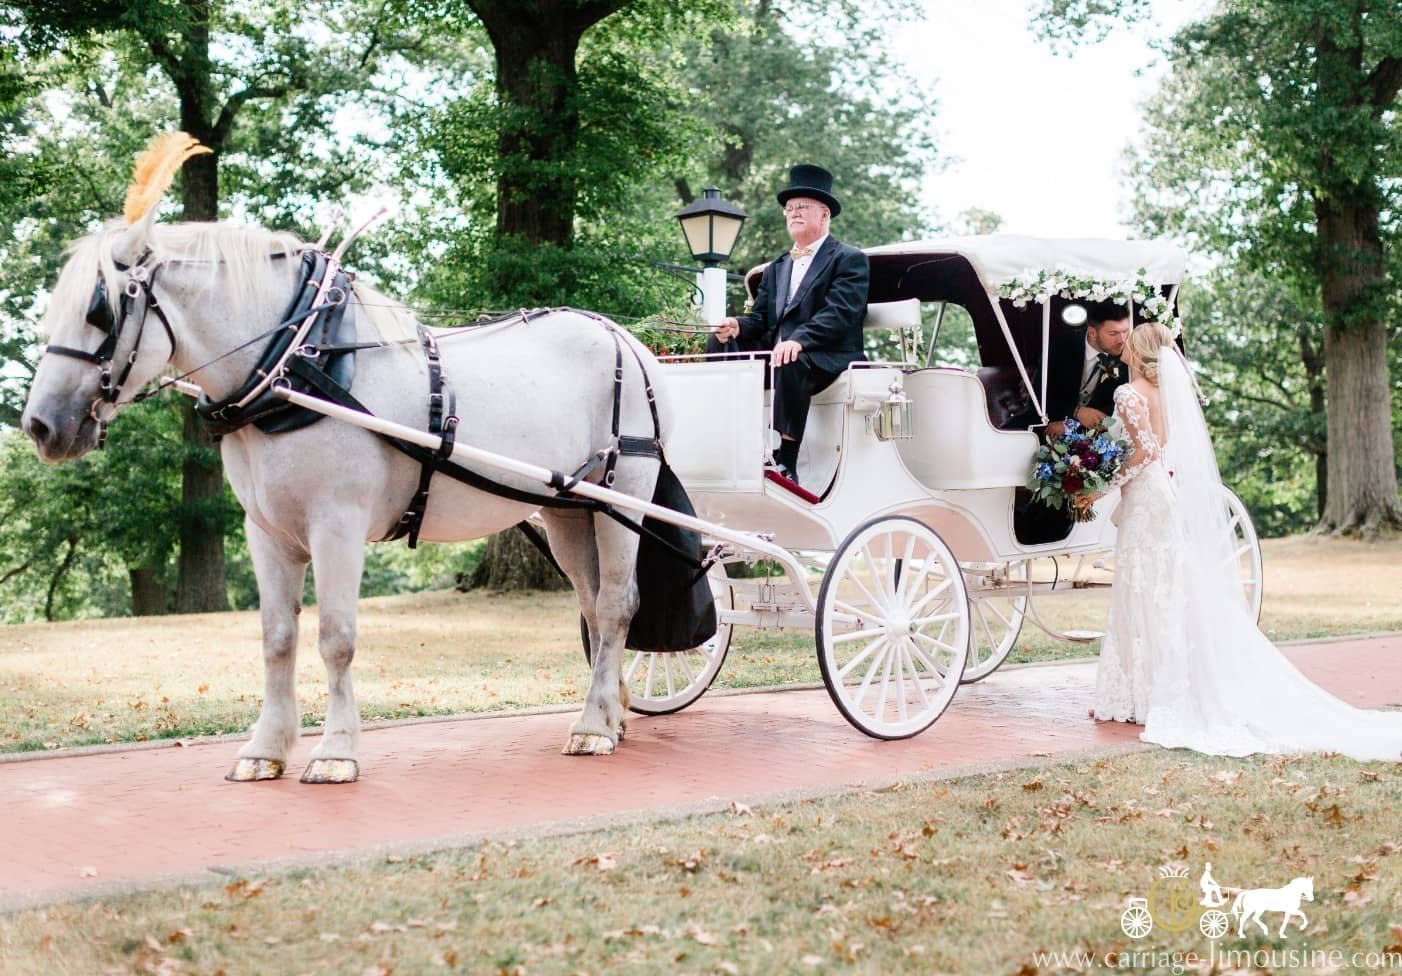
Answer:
[{"xmin": 386, "ymin": 324, "xmax": 460, "ymax": 547}]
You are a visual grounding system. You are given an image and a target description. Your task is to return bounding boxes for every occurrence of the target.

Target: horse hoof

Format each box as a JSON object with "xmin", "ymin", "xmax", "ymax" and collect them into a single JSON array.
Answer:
[
  {"xmin": 617, "ymin": 720, "xmax": 626, "ymax": 741},
  {"xmin": 300, "ymin": 758, "xmax": 360, "ymax": 784},
  {"xmin": 563, "ymin": 734, "xmax": 615, "ymax": 756},
  {"xmin": 225, "ymin": 758, "xmax": 286, "ymax": 782}
]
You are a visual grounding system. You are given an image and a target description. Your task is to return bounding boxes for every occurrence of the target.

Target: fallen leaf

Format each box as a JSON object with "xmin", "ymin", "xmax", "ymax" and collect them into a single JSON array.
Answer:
[{"xmin": 80, "ymin": 866, "xmax": 98, "ymax": 878}]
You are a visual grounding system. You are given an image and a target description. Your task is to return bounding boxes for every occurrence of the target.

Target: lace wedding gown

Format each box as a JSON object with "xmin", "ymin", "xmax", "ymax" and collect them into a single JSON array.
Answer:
[{"xmin": 1093, "ymin": 358, "xmax": 1402, "ymax": 760}]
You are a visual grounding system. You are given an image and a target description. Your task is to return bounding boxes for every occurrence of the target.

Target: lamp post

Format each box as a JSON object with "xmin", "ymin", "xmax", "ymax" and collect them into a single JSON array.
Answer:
[{"xmin": 674, "ymin": 187, "xmax": 747, "ymax": 324}]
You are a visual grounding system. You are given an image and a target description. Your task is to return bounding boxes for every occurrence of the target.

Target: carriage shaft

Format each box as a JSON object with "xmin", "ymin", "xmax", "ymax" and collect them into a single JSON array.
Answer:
[{"xmin": 270, "ymin": 384, "xmax": 821, "ymax": 612}]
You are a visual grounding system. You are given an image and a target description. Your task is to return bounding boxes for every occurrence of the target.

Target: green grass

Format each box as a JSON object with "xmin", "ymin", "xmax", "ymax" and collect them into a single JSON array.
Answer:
[
  {"xmin": 2, "ymin": 750, "xmax": 1398, "ymax": 974},
  {"xmin": 0, "ymin": 535, "xmax": 1398, "ymax": 753}
]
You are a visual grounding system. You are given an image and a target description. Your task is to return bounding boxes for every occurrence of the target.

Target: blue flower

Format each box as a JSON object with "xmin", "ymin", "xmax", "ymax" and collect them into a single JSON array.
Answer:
[
  {"xmin": 1035, "ymin": 462, "xmax": 1053, "ymax": 481},
  {"xmin": 1063, "ymin": 417, "xmax": 1081, "ymax": 433},
  {"xmin": 1092, "ymin": 436, "xmax": 1112, "ymax": 453}
]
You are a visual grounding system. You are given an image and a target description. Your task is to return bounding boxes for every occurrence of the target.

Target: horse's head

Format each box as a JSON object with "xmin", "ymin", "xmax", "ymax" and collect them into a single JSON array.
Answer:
[
  {"xmin": 21, "ymin": 132, "xmax": 215, "ymax": 461},
  {"xmin": 1298, "ymin": 876, "xmax": 1314, "ymax": 901},
  {"xmin": 21, "ymin": 216, "xmax": 174, "ymax": 461}
]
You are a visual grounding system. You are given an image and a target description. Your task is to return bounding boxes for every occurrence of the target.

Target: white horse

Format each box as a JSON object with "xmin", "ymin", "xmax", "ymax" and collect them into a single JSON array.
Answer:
[
  {"xmin": 20, "ymin": 215, "xmax": 673, "ymax": 781},
  {"xmin": 1231, "ymin": 876, "xmax": 1313, "ymax": 938}
]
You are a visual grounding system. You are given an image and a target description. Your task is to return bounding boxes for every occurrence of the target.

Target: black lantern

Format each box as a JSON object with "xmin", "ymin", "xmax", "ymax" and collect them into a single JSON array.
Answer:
[{"xmin": 675, "ymin": 187, "xmax": 748, "ymax": 267}]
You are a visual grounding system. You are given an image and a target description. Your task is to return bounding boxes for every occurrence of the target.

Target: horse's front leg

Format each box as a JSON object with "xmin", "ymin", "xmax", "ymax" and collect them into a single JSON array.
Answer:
[
  {"xmin": 300, "ymin": 521, "xmax": 368, "ymax": 784},
  {"xmin": 1282, "ymin": 910, "xmax": 1305, "ymax": 937},
  {"xmin": 564, "ymin": 513, "xmax": 640, "ymax": 756},
  {"xmin": 228, "ymin": 519, "xmax": 309, "ymax": 782}
]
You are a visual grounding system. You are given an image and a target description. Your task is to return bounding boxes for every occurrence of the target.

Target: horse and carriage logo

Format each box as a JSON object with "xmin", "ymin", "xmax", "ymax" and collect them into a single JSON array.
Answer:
[{"xmin": 1120, "ymin": 863, "xmax": 1314, "ymax": 941}]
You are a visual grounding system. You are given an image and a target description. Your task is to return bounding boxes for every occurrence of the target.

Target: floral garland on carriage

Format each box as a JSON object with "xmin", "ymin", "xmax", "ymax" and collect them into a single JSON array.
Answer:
[{"xmin": 996, "ymin": 266, "xmax": 1183, "ymax": 339}]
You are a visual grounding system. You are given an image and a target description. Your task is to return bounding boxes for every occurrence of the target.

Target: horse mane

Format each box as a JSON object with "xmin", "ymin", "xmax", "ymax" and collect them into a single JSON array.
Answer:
[{"xmin": 44, "ymin": 220, "xmax": 419, "ymax": 345}]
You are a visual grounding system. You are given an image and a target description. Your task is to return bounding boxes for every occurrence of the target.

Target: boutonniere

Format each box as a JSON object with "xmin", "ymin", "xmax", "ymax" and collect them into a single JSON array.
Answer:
[{"xmin": 1095, "ymin": 358, "xmax": 1125, "ymax": 383}]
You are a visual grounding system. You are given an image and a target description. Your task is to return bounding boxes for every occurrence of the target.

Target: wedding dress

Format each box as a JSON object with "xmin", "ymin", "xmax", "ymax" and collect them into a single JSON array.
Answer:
[{"xmin": 1093, "ymin": 351, "xmax": 1402, "ymax": 760}]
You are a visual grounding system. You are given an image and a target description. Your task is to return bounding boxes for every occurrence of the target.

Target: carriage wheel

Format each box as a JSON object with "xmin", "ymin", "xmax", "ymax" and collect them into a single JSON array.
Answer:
[
  {"xmin": 1121, "ymin": 903, "xmax": 1153, "ymax": 939},
  {"xmin": 580, "ymin": 567, "xmax": 732, "ymax": 716},
  {"xmin": 816, "ymin": 516, "xmax": 969, "ymax": 739},
  {"xmin": 962, "ymin": 561, "xmax": 1028, "ymax": 683},
  {"xmin": 1222, "ymin": 487, "xmax": 1264, "ymax": 622},
  {"xmin": 1200, "ymin": 909, "xmax": 1229, "ymax": 939}
]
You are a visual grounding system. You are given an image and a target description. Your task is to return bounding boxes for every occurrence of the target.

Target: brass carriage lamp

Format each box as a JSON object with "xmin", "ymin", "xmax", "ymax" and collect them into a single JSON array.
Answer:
[{"xmin": 675, "ymin": 187, "xmax": 747, "ymax": 323}]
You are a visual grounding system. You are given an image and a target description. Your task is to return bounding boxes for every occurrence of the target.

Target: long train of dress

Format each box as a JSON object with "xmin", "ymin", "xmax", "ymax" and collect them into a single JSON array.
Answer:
[{"xmin": 1094, "ymin": 380, "xmax": 1402, "ymax": 761}]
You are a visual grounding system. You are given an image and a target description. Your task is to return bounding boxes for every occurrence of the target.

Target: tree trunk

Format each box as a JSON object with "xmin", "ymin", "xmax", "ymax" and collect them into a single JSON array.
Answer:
[
  {"xmin": 1317, "ymin": 319, "xmax": 1400, "ymax": 535},
  {"xmin": 1297, "ymin": 325, "xmax": 1328, "ymax": 518},
  {"xmin": 1314, "ymin": 200, "xmax": 1401, "ymax": 535},
  {"xmin": 167, "ymin": 37, "xmax": 231, "ymax": 611},
  {"xmin": 466, "ymin": 526, "xmax": 569, "ymax": 591},
  {"xmin": 1310, "ymin": 25, "xmax": 1402, "ymax": 536},
  {"xmin": 465, "ymin": 0, "xmax": 629, "ymax": 589},
  {"xmin": 129, "ymin": 563, "xmax": 168, "ymax": 616},
  {"xmin": 45, "ymin": 537, "xmax": 78, "ymax": 622},
  {"xmin": 174, "ymin": 399, "xmax": 230, "ymax": 612}
]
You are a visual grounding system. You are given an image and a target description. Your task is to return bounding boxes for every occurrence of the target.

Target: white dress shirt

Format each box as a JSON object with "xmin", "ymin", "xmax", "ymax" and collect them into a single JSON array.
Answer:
[
  {"xmin": 1080, "ymin": 334, "xmax": 1102, "ymax": 394},
  {"xmin": 787, "ymin": 234, "xmax": 828, "ymax": 306}
]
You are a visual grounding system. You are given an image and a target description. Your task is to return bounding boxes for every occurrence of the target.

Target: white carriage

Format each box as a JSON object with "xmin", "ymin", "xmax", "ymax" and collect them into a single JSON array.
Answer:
[
  {"xmin": 612, "ymin": 235, "xmax": 1266, "ymax": 737},
  {"xmin": 275, "ymin": 235, "xmax": 1265, "ymax": 741}
]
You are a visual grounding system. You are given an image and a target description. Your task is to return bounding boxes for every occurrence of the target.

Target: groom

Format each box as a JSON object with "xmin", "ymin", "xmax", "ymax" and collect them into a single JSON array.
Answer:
[{"xmin": 1044, "ymin": 299, "xmax": 1131, "ymax": 439}]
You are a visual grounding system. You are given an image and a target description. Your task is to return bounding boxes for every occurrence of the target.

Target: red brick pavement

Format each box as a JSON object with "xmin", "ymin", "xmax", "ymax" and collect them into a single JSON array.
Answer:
[{"xmin": 1, "ymin": 636, "xmax": 1398, "ymax": 910}]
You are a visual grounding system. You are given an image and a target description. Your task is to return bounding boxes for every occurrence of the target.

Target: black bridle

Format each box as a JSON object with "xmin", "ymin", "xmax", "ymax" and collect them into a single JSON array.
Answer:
[{"xmin": 43, "ymin": 251, "xmax": 177, "ymax": 447}]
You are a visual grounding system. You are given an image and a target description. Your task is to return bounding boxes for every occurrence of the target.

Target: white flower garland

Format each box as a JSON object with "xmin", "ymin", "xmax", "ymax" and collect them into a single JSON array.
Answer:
[{"xmin": 996, "ymin": 266, "xmax": 1183, "ymax": 338}]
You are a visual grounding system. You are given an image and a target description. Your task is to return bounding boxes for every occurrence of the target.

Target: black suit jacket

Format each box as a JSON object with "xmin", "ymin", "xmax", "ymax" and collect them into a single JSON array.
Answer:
[
  {"xmin": 735, "ymin": 237, "xmax": 869, "ymax": 375},
  {"xmin": 1045, "ymin": 325, "xmax": 1127, "ymax": 423}
]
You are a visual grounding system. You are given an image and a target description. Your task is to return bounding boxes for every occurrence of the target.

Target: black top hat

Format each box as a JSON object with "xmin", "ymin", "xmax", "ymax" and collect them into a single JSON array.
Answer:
[{"xmin": 776, "ymin": 163, "xmax": 841, "ymax": 218}]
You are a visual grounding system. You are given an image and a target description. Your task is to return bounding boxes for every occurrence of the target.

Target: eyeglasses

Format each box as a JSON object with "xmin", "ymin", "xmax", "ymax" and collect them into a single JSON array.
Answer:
[{"xmin": 783, "ymin": 203, "xmax": 824, "ymax": 215}]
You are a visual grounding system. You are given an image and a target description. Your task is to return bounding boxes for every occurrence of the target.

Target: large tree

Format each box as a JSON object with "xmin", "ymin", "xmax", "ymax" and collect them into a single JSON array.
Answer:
[
  {"xmin": 6, "ymin": 0, "xmax": 419, "ymax": 608},
  {"xmin": 1037, "ymin": 0, "xmax": 1402, "ymax": 536}
]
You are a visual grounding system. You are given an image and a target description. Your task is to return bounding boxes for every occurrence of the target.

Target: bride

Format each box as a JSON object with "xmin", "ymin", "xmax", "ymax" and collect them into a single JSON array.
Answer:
[{"xmin": 1089, "ymin": 323, "xmax": 1402, "ymax": 760}]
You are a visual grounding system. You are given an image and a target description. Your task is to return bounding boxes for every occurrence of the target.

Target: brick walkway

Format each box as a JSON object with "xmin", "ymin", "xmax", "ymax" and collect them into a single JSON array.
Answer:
[{"xmin": 2, "ymin": 635, "xmax": 1398, "ymax": 911}]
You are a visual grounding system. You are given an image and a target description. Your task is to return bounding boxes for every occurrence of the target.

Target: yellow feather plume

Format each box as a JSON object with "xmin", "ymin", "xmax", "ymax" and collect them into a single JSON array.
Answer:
[{"xmin": 123, "ymin": 132, "xmax": 213, "ymax": 224}]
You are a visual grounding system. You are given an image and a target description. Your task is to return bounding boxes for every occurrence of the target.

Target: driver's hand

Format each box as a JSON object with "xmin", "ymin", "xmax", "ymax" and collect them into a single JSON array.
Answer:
[
  {"xmin": 773, "ymin": 339, "xmax": 803, "ymax": 366},
  {"xmin": 713, "ymin": 318, "xmax": 740, "ymax": 343}
]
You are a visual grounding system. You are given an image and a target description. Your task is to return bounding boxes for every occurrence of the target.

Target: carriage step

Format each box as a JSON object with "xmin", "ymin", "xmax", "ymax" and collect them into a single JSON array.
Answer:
[{"xmin": 764, "ymin": 468, "xmax": 821, "ymax": 504}]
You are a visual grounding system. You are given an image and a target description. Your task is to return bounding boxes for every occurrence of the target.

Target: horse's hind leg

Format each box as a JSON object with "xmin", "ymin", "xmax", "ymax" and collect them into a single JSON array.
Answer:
[
  {"xmin": 228, "ymin": 519, "xmax": 308, "ymax": 782},
  {"xmin": 300, "ymin": 521, "xmax": 368, "ymax": 784},
  {"xmin": 563, "ymin": 512, "xmax": 641, "ymax": 756}
]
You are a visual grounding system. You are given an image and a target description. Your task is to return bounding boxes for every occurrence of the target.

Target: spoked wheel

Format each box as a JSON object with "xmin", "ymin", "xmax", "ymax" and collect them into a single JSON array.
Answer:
[
  {"xmin": 580, "ymin": 567, "xmax": 733, "ymax": 715},
  {"xmin": 962, "ymin": 561, "xmax": 1028, "ymax": 683},
  {"xmin": 1222, "ymin": 487, "xmax": 1264, "ymax": 622},
  {"xmin": 816, "ymin": 516, "xmax": 969, "ymax": 739}
]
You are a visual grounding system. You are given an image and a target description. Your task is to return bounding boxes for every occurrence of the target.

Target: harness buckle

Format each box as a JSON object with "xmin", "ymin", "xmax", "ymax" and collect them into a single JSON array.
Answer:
[{"xmin": 295, "ymin": 344, "xmax": 321, "ymax": 360}]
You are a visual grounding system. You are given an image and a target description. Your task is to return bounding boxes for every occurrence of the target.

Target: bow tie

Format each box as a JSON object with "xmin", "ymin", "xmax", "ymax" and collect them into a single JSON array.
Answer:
[{"xmin": 790, "ymin": 244, "xmax": 816, "ymax": 260}]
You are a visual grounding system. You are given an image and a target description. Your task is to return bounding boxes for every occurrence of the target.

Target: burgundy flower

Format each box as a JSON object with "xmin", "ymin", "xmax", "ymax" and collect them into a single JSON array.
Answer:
[
  {"xmin": 1063, "ymin": 472, "xmax": 1084, "ymax": 493},
  {"xmin": 1083, "ymin": 454, "xmax": 1101, "ymax": 471}
]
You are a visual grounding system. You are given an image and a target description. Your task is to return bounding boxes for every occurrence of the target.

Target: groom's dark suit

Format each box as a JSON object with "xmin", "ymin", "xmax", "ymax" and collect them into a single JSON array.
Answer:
[
  {"xmin": 711, "ymin": 237, "xmax": 869, "ymax": 454},
  {"xmin": 1045, "ymin": 324, "xmax": 1128, "ymax": 426}
]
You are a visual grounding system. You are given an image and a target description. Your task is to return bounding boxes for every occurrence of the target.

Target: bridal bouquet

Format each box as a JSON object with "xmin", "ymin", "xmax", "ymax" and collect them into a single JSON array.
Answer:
[{"xmin": 1029, "ymin": 418, "xmax": 1128, "ymax": 522}]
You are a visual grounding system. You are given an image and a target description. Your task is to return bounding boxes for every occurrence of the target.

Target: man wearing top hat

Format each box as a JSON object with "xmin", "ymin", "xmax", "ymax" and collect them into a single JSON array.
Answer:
[{"xmin": 711, "ymin": 164, "xmax": 869, "ymax": 485}]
